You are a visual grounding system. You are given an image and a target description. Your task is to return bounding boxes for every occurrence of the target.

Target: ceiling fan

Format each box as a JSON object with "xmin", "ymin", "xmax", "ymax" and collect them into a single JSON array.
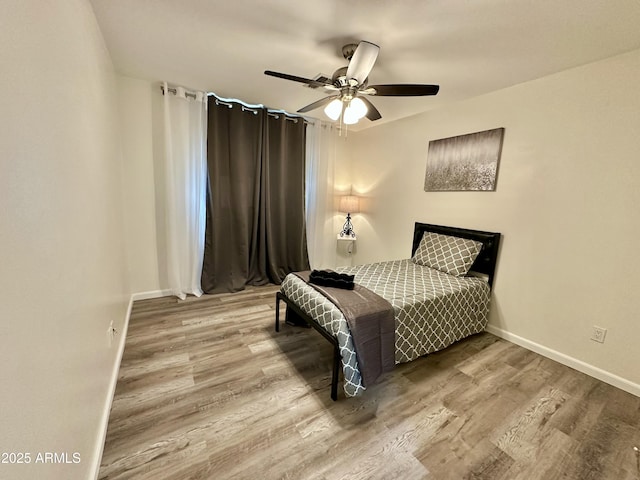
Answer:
[{"xmin": 264, "ymin": 40, "xmax": 439, "ymax": 124}]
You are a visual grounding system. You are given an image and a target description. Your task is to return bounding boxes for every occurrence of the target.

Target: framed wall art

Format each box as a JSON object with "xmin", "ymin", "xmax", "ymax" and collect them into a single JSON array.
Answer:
[{"xmin": 424, "ymin": 127, "xmax": 505, "ymax": 191}]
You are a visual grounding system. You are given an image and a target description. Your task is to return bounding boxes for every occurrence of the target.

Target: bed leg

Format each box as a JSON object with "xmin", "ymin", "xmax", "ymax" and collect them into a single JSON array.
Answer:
[
  {"xmin": 275, "ymin": 293, "xmax": 281, "ymax": 332},
  {"xmin": 331, "ymin": 345, "xmax": 340, "ymax": 401}
]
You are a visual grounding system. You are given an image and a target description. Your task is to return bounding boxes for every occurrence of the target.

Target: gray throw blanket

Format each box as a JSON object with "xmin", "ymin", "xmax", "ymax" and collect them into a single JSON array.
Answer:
[{"xmin": 294, "ymin": 271, "xmax": 395, "ymax": 387}]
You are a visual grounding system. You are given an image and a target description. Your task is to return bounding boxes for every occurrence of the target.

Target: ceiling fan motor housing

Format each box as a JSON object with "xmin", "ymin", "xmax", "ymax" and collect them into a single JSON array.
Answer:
[
  {"xmin": 332, "ymin": 66, "xmax": 367, "ymax": 93},
  {"xmin": 341, "ymin": 43, "xmax": 358, "ymax": 61}
]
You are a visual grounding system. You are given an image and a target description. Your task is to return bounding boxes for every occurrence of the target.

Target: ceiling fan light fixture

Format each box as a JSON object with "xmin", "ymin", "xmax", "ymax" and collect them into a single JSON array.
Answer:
[
  {"xmin": 349, "ymin": 97, "xmax": 367, "ymax": 119},
  {"xmin": 343, "ymin": 97, "xmax": 367, "ymax": 124},
  {"xmin": 265, "ymin": 40, "xmax": 440, "ymax": 125},
  {"xmin": 324, "ymin": 98, "xmax": 343, "ymax": 120},
  {"xmin": 343, "ymin": 110, "xmax": 359, "ymax": 125}
]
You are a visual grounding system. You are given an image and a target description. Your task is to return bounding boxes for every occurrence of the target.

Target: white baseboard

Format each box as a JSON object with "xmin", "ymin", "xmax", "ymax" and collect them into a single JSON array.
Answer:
[
  {"xmin": 90, "ymin": 293, "xmax": 135, "ymax": 480},
  {"xmin": 485, "ymin": 324, "xmax": 640, "ymax": 398},
  {"xmin": 131, "ymin": 289, "xmax": 173, "ymax": 301},
  {"xmin": 91, "ymin": 288, "xmax": 173, "ymax": 479}
]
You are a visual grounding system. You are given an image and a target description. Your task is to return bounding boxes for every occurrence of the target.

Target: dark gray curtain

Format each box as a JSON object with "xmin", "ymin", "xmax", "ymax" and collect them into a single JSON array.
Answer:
[{"xmin": 201, "ymin": 99, "xmax": 309, "ymax": 294}]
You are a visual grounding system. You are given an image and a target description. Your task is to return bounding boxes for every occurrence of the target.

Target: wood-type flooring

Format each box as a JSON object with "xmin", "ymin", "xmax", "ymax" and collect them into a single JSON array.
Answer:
[{"xmin": 99, "ymin": 285, "xmax": 640, "ymax": 479}]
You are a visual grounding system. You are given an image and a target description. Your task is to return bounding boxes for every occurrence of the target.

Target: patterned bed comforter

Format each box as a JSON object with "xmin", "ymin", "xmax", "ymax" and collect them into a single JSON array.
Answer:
[{"xmin": 280, "ymin": 259, "xmax": 490, "ymax": 397}]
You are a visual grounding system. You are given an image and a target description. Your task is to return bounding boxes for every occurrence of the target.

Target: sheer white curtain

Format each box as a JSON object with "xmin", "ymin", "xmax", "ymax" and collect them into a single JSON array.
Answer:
[
  {"xmin": 162, "ymin": 83, "xmax": 207, "ymax": 299},
  {"xmin": 305, "ymin": 121, "xmax": 338, "ymax": 269}
]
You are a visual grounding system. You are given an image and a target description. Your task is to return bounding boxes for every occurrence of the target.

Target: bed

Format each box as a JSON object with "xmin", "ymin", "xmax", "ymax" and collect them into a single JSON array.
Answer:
[{"xmin": 275, "ymin": 222, "xmax": 501, "ymax": 400}]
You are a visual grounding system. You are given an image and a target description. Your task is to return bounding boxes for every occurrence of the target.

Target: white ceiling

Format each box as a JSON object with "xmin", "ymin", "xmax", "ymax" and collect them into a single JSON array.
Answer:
[{"xmin": 90, "ymin": 0, "xmax": 640, "ymax": 130}]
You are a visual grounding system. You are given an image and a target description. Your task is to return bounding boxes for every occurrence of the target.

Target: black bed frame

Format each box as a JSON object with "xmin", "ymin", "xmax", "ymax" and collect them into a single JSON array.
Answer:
[{"xmin": 275, "ymin": 222, "xmax": 501, "ymax": 400}]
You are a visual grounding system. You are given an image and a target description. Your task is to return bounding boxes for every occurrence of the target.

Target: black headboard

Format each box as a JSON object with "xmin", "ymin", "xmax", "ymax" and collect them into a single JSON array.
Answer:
[{"xmin": 411, "ymin": 222, "xmax": 502, "ymax": 289}]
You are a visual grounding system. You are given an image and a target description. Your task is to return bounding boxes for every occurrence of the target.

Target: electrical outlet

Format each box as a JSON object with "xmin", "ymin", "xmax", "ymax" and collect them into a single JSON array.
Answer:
[
  {"xmin": 107, "ymin": 321, "xmax": 117, "ymax": 347},
  {"xmin": 591, "ymin": 326, "xmax": 607, "ymax": 343}
]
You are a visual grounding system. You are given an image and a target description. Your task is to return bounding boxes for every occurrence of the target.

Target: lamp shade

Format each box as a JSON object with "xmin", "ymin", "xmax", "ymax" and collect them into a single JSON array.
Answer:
[
  {"xmin": 348, "ymin": 97, "xmax": 368, "ymax": 118},
  {"xmin": 324, "ymin": 98, "xmax": 343, "ymax": 121},
  {"xmin": 342, "ymin": 107, "xmax": 359, "ymax": 125},
  {"xmin": 339, "ymin": 195, "xmax": 360, "ymax": 213},
  {"xmin": 325, "ymin": 97, "xmax": 367, "ymax": 124}
]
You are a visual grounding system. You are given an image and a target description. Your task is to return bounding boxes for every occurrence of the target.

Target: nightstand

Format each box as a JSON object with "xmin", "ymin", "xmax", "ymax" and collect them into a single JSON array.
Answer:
[{"xmin": 337, "ymin": 234, "xmax": 356, "ymax": 254}]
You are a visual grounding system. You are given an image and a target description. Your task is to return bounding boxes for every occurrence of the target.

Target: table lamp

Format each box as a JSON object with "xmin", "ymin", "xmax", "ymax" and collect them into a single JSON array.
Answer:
[{"xmin": 338, "ymin": 195, "xmax": 359, "ymax": 238}]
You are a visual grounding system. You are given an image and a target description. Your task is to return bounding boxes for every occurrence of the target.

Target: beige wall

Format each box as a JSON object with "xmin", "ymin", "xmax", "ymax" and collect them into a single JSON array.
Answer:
[
  {"xmin": 117, "ymin": 76, "xmax": 167, "ymax": 294},
  {"xmin": 345, "ymin": 49, "xmax": 640, "ymax": 393},
  {"xmin": 320, "ymin": 133, "xmax": 354, "ymax": 269},
  {"xmin": 0, "ymin": 1, "xmax": 129, "ymax": 479}
]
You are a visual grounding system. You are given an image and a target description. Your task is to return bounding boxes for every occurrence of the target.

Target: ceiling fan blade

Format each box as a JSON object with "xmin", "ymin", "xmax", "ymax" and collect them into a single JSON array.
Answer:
[
  {"xmin": 264, "ymin": 70, "xmax": 331, "ymax": 88},
  {"xmin": 346, "ymin": 41, "xmax": 379, "ymax": 85},
  {"xmin": 297, "ymin": 95, "xmax": 339, "ymax": 113},
  {"xmin": 358, "ymin": 96, "xmax": 382, "ymax": 121},
  {"xmin": 368, "ymin": 84, "xmax": 440, "ymax": 96}
]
